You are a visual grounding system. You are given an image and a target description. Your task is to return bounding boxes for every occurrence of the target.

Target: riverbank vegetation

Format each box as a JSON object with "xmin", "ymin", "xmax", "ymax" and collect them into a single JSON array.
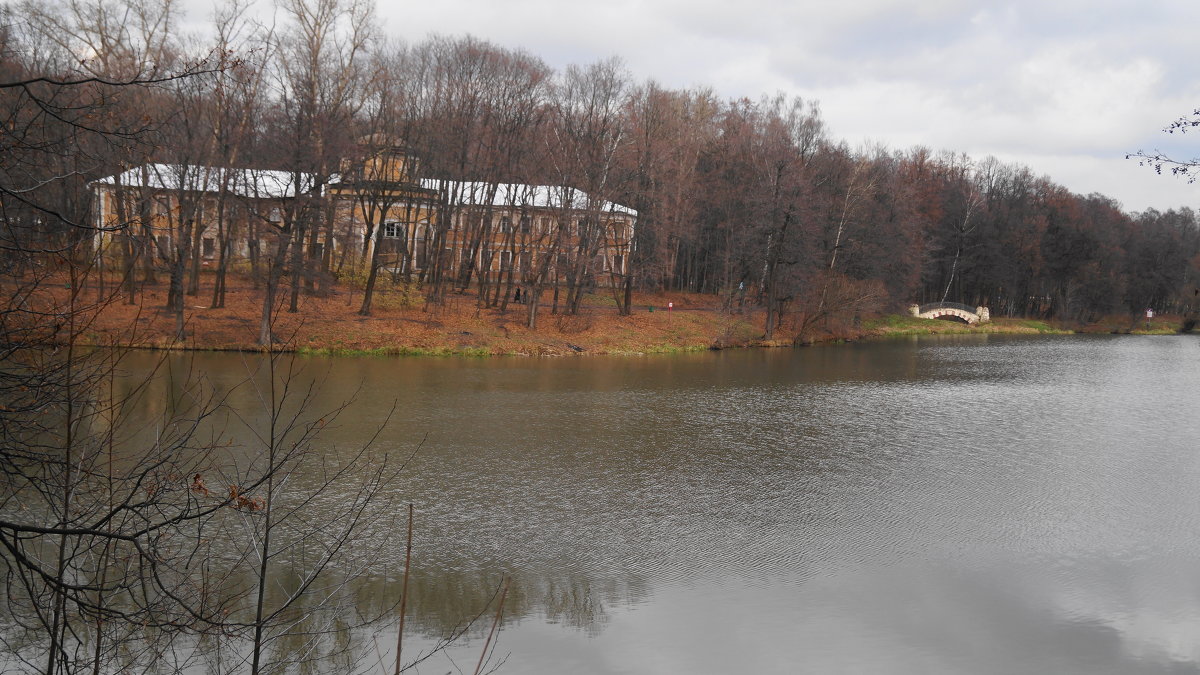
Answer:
[
  {"xmin": 2, "ymin": 0, "xmax": 1198, "ymax": 354},
  {"xmin": 38, "ymin": 271, "xmax": 1186, "ymax": 356}
]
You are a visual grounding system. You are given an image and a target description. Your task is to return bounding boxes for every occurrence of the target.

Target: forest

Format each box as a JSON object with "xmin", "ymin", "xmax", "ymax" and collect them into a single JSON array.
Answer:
[{"xmin": 3, "ymin": 0, "xmax": 1200, "ymax": 337}]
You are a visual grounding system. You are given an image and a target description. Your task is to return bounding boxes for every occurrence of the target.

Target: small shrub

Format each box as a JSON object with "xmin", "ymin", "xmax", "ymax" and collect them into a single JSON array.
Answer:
[
  {"xmin": 555, "ymin": 312, "xmax": 594, "ymax": 334},
  {"xmin": 371, "ymin": 282, "xmax": 422, "ymax": 310},
  {"xmin": 337, "ymin": 261, "xmax": 371, "ymax": 290}
]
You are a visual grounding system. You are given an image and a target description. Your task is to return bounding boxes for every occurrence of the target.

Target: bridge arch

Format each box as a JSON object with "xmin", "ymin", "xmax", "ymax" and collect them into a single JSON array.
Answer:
[{"xmin": 908, "ymin": 303, "xmax": 990, "ymax": 325}]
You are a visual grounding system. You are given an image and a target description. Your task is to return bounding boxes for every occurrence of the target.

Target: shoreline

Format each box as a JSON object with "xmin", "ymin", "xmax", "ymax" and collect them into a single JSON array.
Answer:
[
  {"xmin": 72, "ymin": 302, "xmax": 1187, "ymax": 359},
  {"xmin": 39, "ymin": 274, "xmax": 1189, "ymax": 357}
]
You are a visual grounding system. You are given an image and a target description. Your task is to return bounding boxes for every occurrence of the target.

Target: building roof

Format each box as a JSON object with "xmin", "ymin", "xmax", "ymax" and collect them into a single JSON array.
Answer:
[
  {"xmin": 420, "ymin": 179, "xmax": 637, "ymax": 217},
  {"xmin": 93, "ymin": 164, "xmax": 318, "ymax": 199},
  {"xmin": 93, "ymin": 164, "xmax": 637, "ymax": 218}
]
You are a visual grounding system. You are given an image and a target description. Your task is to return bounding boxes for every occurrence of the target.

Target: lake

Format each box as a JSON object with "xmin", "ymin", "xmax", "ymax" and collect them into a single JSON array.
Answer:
[{"xmin": 120, "ymin": 334, "xmax": 1200, "ymax": 673}]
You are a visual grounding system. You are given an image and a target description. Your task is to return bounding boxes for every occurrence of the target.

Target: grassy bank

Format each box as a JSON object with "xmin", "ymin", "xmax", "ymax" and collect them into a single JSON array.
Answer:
[
  {"xmin": 49, "ymin": 276, "xmax": 1190, "ymax": 355},
  {"xmin": 860, "ymin": 314, "xmax": 1073, "ymax": 337}
]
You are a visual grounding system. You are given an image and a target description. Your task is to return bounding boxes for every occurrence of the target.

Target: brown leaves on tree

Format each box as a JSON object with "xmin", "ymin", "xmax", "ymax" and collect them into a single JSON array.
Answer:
[
  {"xmin": 191, "ymin": 473, "xmax": 210, "ymax": 497},
  {"xmin": 228, "ymin": 484, "xmax": 265, "ymax": 512},
  {"xmin": 190, "ymin": 474, "xmax": 264, "ymax": 510}
]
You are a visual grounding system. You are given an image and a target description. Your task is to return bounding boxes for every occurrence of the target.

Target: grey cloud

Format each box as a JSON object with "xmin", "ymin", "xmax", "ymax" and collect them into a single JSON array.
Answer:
[{"xmin": 177, "ymin": 0, "xmax": 1200, "ymax": 211}]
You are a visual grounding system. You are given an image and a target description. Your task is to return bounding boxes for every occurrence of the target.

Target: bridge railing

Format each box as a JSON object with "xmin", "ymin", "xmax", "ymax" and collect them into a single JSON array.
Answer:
[{"xmin": 918, "ymin": 302, "xmax": 977, "ymax": 314}]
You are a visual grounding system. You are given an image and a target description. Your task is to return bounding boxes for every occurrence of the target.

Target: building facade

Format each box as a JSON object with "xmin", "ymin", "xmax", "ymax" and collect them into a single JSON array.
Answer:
[{"xmin": 92, "ymin": 143, "xmax": 637, "ymax": 288}]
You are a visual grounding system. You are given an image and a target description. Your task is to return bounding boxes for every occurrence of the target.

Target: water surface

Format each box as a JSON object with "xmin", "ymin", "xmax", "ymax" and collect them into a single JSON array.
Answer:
[{"xmin": 132, "ymin": 334, "xmax": 1200, "ymax": 673}]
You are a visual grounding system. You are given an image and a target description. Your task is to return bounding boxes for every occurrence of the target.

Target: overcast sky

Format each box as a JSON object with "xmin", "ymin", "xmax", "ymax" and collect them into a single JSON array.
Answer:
[{"xmin": 180, "ymin": 0, "xmax": 1200, "ymax": 214}]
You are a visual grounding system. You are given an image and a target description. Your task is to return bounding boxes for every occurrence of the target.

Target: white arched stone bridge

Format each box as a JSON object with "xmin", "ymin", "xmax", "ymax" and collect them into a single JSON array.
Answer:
[{"xmin": 908, "ymin": 302, "xmax": 991, "ymax": 324}]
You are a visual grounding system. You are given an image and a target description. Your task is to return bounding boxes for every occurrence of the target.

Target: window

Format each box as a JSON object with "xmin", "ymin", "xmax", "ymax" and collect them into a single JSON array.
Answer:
[
  {"xmin": 499, "ymin": 216, "xmax": 512, "ymax": 233},
  {"xmin": 519, "ymin": 216, "xmax": 531, "ymax": 234},
  {"xmin": 268, "ymin": 207, "xmax": 282, "ymax": 223},
  {"xmin": 154, "ymin": 196, "xmax": 171, "ymax": 218},
  {"xmin": 383, "ymin": 222, "xmax": 404, "ymax": 238},
  {"xmin": 613, "ymin": 254, "xmax": 623, "ymax": 273},
  {"xmin": 202, "ymin": 237, "xmax": 215, "ymax": 258},
  {"xmin": 500, "ymin": 250, "xmax": 513, "ymax": 271}
]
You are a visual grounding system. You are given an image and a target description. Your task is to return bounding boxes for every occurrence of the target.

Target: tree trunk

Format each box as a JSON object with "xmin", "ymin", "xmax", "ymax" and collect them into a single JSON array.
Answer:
[
  {"xmin": 260, "ymin": 234, "xmax": 292, "ymax": 346},
  {"xmin": 289, "ymin": 223, "xmax": 304, "ymax": 313},
  {"xmin": 359, "ymin": 224, "xmax": 385, "ymax": 316}
]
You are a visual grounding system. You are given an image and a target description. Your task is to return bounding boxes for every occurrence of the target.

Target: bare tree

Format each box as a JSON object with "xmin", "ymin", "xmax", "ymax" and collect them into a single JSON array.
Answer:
[
  {"xmin": 1128, "ymin": 108, "xmax": 1200, "ymax": 182},
  {"xmin": 270, "ymin": 0, "xmax": 377, "ymax": 311},
  {"xmin": 544, "ymin": 57, "xmax": 631, "ymax": 315},
  {"xmin": 207, "ymin": 0, "xmax": 275, "ymax": 309},
  {"xmin": 0, "ymin": 13, "xmax": 418, "ymax": 674},
  {"xmin": 21, "ymin": 0, "xmax": 186, "ymax": 301},
  {"xmin": 339, "ymin": 43, "xmax": 441, "ymax": 317},
  {"xmin": 619, "ymin": 85, "xmax": 717, "ymax": 297},
  {"xmin": 199, "ymin": 354, "xmax": 405, "ymax": 675}
]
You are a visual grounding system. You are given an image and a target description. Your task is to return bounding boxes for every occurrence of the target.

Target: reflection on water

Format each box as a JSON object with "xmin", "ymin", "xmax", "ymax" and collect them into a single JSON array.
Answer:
[{"xmin": 110, "ymin": 335, "xmax": 1200, "ymax": 673}]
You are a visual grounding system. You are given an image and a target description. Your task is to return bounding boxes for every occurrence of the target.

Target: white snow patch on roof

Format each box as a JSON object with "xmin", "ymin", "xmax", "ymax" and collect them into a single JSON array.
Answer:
[
  {"xmin": 420, "ymin": 179, "xmax": 637, "ymax": 217},
  {"xmin": 93, "ymin": 164, "xmax": 318, "ymax": 199}
]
